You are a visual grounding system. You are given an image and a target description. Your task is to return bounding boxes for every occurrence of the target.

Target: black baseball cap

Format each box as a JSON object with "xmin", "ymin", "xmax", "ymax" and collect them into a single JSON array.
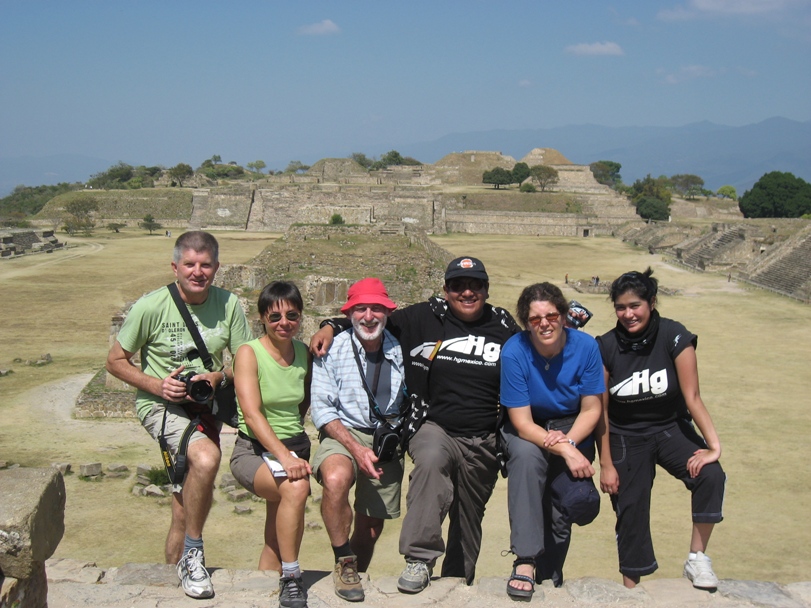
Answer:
[{"xmin": 445, "ymin": 257, "xmax": 489, "ymax": 282}]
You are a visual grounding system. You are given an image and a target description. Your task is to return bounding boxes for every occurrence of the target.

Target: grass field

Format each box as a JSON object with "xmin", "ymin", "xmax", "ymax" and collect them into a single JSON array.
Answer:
[{"xmin": 0, "ymin": 230, "xmax": 808, "ymax": 584}]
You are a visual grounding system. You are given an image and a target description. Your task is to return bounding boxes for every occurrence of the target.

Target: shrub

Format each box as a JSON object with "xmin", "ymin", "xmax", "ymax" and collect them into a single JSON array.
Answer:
[
  {"xmin": 147, "ymin": 466, "xmax": 170, "ymax": 486},
  {"xmin": 329, "ymin": 213, "xmax": 345, "ymax": 225},
  {"xmin": 519, "ymin": 182, "xmax": 537, "ymax": 193}
]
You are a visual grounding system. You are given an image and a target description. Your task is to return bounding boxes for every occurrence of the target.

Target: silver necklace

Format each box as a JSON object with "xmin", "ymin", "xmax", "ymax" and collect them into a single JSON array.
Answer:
[{"xmin": 540, "ymin": 352, "xmax": 559, "ymax": 371}]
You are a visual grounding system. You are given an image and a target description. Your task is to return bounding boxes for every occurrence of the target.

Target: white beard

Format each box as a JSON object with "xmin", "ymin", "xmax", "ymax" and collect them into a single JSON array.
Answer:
[{"xmin": 351, "ymin": 316, "xmax": 385, "ymax": 343}]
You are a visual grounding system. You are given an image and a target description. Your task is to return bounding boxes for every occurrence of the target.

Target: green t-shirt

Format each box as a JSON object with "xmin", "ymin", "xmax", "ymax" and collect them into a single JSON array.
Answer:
[
  {"xmin": 236, "ymin": 338, "xmax": 308, "ymax": 441},
  {"xmin": 117, "ymin": 284, "xmax": 253, "ymax": 420}
]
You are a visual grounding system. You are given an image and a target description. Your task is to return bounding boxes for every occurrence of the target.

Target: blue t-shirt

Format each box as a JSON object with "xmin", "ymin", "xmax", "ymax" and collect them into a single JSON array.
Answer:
[{"xmin": 500, "ymin": 328, "xmax": 605, "ymax": 420}]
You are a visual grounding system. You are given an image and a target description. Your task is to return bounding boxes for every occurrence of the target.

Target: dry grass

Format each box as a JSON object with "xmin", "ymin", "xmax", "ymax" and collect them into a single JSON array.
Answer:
[{"xmin": 1, "ymin": 231, "xmax": 808, "ymax": 584}]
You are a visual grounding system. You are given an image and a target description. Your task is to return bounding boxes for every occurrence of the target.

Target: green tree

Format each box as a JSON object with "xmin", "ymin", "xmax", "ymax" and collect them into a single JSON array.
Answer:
[
  {"xmin": 140, "ymin": 214, "xmax": 163, "ymax": 235},
  {"xmin": 350, "ymin": 152, "xmax": 373, "ymax": 169},
  {"xmin": 636, "ymin": 197, "xmax": 670, "ymax": 221},
  {"xmin": 0, "ymin": 183, "xmax": 79, "ymax": 218},
  {"xmin": 671, "ymin": 174, "xmax": 705, "ymax": 200},
  {"xmin": 512, "ymin": 162, "xmax": 530, "ymax": 185},
  {"xmin": 589, "ymin": 161, "xmax": 622, "ymax": 187},
  {"xmin": 87, "ymin": 162, "xmax": 135, "ymax": 189},
  {"xmin": 529, "ymin": 165, "xmax": 559, "ymax": 192},
  {"xmin": 168, "ymin": 163, "xmax": 194, "ymax": 187},
  {"xmin": 739, "ymin": 171, "xmax": 811, "ymax": 218},
  {"xmin": 247, "ymin": 160, "xmax": 266, "ymax": 174},
  {"xmin": 211, "ymin": 155, "xmax": 222, "ymax": 164},
  {"xmin": 630, "ymin": 174, "xmax": 672, "ymax": 205},
  {"xmin": 482, "ymin": 167, "xmax": 512, "ymax": 189},
  {"xmin": 106, "ymin": 222, "xmax": 126, "ymax": 233},
  {"xmin": 285, "ymin": 160, "xmax": 310, "ymax": 174},
  {"xmin": 716, "ymin": 185, "xmax": 738, "ymax": 201},
  {"xmin": 63, "ymin": 196, "xmax": 98, "ymax": 235}
]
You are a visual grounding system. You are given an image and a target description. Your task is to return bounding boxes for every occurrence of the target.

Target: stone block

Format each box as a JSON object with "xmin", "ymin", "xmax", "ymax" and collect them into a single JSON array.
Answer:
[
  {"xmin": 143, "ymin": 484, "xmax": 165, "ymax": 497},
  {"xmin": 219, "ymin": 472, "xmax": 237, "ymax": 488},
  {"xmin": 136, "ymin": 474, "xmax": 151, "ymax": 486},
  {"xmin": 136, "ymin": 464, "xmax": 152, "ymax": 477},
  {"xmin": 52, "ymin": 462, "xmax": 71, "ymax": 474},
  {"xmin": 107, "ymin": 463, "xmax": 129, "ymax": 473},
  {"xmin": 1, "ymin": 562, "xmax": 47, "ymax": 608},
  {"xmin": 0, "ymin": 467, "xmax": 65, "ymax": 579},
  {"xmin": 234, "ymin": 505, "xmax": 252, "ymax": 514},
  {"xmin": 227, "ymin": 489, "xmax": 251, "ymax": 502},
  {"xmin": 45, "ymin": 557, "xmax": 104, "ymax": 583},
  {"xmin": 79, "ymin": 463, "xmax": 102, "ymax": 477},
  {"xmin": 131, "ymin": 484, "xmax": 145, "ymax": 496}
]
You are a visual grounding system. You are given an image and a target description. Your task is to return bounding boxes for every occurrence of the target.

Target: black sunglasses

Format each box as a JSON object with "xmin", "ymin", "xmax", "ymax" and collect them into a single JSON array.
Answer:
[{"xmin": 267, "ymin": 311, "xmax": 301, "ymax": 323}]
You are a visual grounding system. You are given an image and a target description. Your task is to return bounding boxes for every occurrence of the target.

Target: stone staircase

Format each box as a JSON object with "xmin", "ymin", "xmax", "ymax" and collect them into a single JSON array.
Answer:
[
  {"xmin": 743, "ymin": 225, "xmax": 811, "ymax": 300},
  {"xmin": 677, "ymin": 227, "xmax": 746, "ymax": 270}
]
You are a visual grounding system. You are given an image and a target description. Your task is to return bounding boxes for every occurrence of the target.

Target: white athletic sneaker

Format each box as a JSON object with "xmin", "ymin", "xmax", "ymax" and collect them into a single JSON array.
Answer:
[
  {"xmin": 683, "ymin": 551, "xmax": 719, "ymax": 589},
  {"xmin": 177, "ymin": 547, "xmax": 214, "ymax": 599}
]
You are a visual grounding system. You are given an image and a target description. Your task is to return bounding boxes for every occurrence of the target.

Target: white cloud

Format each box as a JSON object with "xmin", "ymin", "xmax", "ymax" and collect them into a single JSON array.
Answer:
[
  {"xmin": 658, "ymin": 0, "xmax": 808, "ymax": 20},
  {"xmin": 564, "ymin": 42, "xmax": 624, "ymax": 56},
  {"xmin": 518, "ymin": 79, "xmax": 532, "ymax": 88},
  {"xmin": 661, "ymin": 65, "xmax": 717, "ymax": 84},
  {"xmin": 297, "ymin": 19, "xmax": 340, "ymax": 36}
]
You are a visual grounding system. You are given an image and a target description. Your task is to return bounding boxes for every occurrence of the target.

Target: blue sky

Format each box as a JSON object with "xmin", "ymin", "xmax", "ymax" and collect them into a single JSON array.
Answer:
[{"xmin": 1, "ymin": 0, "xmax": 809, "ymax": 172}]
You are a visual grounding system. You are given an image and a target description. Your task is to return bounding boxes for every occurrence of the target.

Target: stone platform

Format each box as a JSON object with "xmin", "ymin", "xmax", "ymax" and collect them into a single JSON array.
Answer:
[{"xmin": 46, "ymin": 558, "xmax": 811, "ymax": 607}]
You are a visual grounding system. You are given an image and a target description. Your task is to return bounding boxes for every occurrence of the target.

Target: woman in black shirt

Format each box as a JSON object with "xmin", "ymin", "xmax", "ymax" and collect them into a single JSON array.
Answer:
[{"xmin": 596, "ymin": 268, "xmax": 725, "ymax": 590}]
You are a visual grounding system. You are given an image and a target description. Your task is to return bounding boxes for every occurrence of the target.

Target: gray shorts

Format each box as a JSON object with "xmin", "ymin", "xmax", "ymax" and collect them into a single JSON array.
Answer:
[
  {"xmin": 230, "ymin": 432, "xmax": 312, "ymax": 494},
  {"xmin": 311, "ymin": 427, "xmax": 404, "ymax": 519},
  {"xmin": 141, "ymin": 402, "xmax": 222, "ymax": 492}
]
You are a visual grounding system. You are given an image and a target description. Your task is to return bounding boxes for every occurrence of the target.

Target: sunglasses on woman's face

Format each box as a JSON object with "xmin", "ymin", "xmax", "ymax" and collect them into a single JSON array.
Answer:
[
  {"xmin": 528, "ymin": 312, "xmax": 561, "ymax": 327},
  {"xmin": 267, "ymin": 311, "xmax": 301, "ymax": 323}
]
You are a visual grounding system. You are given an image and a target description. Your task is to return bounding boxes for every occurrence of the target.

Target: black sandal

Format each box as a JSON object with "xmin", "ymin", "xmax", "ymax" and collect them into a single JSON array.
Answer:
[{"xmin": 506, "ymin": 558, "xmax": 535, "ymax": 602}]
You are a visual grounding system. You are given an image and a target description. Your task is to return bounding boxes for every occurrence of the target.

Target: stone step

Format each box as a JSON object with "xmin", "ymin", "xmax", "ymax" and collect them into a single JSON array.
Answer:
[{"xmin": 44, "ymin": 560, "xmax": 811, "ymax": 608}]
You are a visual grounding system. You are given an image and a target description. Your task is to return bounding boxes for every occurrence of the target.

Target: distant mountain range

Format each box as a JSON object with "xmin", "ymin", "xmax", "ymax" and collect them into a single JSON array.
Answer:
[
  {"xmin": 2, "ymin": 117, "xmax": 809, "ymax": 198},
  {"xmin": 397, "ymin": 117, "xmax": 811, "ymax": 194}
]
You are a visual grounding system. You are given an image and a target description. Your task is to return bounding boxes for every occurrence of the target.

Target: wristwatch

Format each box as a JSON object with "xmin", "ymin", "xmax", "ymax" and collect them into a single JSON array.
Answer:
[
  {"xmin": 219, "ymin": 371, "xmax": 229, "ymax": 390},
  {"xmin": 566, "ymin": 438, "xmax": 577, "ymax": 448}
]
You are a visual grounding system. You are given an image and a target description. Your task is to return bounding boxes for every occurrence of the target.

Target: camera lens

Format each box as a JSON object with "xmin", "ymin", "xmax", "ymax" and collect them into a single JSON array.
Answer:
[{"xmin": 188, "ymin": 379, "xmax": 213, "ymax": 403}]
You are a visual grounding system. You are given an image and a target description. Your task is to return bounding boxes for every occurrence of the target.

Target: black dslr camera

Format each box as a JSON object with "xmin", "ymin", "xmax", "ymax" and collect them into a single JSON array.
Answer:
[
  {"xmin": 373, "ymin": 424, "xmax": 400, "ymax": 462},
  {"xmin": 175, "ymin": 371, "xmax": 214, "ymax": 404}
]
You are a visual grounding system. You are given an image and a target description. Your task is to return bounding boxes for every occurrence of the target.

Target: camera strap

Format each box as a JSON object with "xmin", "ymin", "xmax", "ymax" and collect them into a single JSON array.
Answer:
[
  {"xmin": 166, "ymin": 282, "xmax": 214, "ymax": 372},
  {"xmin": 349, "ymin": 333, "xmax": 392, "ymax": 427}
]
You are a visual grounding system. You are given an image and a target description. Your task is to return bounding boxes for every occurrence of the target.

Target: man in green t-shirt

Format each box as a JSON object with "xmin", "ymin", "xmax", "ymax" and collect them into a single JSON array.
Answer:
[{"xmin": 106, "ymin": 231, "xmax": 251, "ymax": 600}]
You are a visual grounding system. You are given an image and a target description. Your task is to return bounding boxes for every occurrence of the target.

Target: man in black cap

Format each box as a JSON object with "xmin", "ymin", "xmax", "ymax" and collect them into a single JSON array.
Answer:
[{"xmin": 311, "ymin": 257, "xmax": 520, "ymax": 592}]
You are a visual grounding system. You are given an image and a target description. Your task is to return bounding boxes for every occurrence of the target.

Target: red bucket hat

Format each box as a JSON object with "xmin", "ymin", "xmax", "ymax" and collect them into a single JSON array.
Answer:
[{"xmin": 340, "ymin": 277, "xmax": 397, "ymax": 314}]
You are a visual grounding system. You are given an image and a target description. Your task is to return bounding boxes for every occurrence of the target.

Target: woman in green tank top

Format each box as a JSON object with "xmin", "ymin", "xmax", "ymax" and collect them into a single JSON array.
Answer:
[{"xmin": 229, "ymin": 281, "xmax": 313, "ymax": 608}]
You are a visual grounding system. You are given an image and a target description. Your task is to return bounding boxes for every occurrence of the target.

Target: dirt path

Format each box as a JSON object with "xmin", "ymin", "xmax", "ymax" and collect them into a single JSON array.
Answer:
[{"xmin": 0, "ymin": 241, "xmax": 105, "ymax": 280}]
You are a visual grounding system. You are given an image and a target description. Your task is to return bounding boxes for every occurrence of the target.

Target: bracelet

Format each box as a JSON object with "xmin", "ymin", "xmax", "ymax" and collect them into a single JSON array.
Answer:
[
  {"xmin": 566, "ymin": 438, "xmax": 577, "ymax": 448},
  {"xmin": 219, "ymin": 371, "xmax": 229, "ymax": 389}
]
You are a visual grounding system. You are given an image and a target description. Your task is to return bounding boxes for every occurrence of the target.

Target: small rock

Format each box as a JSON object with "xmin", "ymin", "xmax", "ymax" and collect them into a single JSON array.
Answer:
[
  {"xmin": 79, "ymin": 463, "xmax": 102, "ymax": 477},
  {"xmin": 132, "ymin": 484, "xmax": 145, "ymax": 496},
  {"xmin": 0, "ymin": 369, "xmax": 12, "ymax": 377},
  {"xmin": 143, "ymin": 484, "xmax": 165, "ymax": 497},
  {"xmin": 227, "ymin": 489, "xmax": 251, "ymax": 502},
  {"xmin": 304, "ymin": 521, "xmax": 322, "ymax": 531},
  {"xmin": 136, "ymin": 475, "xmax": 151, "ymax": 486},
  {"xmin": 0, "ymin": 461, "xmax": 8, "ymax": 469},
  {"xmin": 52, "ymin": 463, "xmax": 72, "ymax": 474},
  {"xmin": 221, "ymin": 484, "xmax": 236, "ymax": 493},
  {"xmin": 219, "ymin": 472, "xmax": 237, "ymax": 488},
  {"xmin": 136, "ymin": 464, "xmax": 152, "ymax": 477},
  {"xmin": 105, "ymin": 471, "xmax": 129, "ymax": 479},
  {"xmin": 310, "ymin": 495, "xmax": 322, "ymax": 505},
  {"xmin": 107, "ymin": 463, "xmax": 129, "ymax": 472},
  {"xmin": 234, "ymin": 505, "xmax": 252, "ymax": 515}
]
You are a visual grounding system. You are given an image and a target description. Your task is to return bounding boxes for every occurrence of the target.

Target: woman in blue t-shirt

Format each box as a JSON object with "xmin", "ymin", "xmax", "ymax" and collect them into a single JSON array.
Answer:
[
  {"xmin": 596, "ymin": 268, "xmax": 725, "ymax": 591},
  {"xmin": 500, "ymin": 282, "xmax": 605, "ymax": 601}
]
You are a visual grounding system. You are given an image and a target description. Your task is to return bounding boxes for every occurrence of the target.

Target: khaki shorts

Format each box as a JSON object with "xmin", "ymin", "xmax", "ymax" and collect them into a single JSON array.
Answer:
[
  {"xmin": 312, "ymin": 427, "xmax": 404, "ymax": 519},
  {"xmin": 141, "ymin": 403, "xmax": 222, "ymax": 492},
  {"xmin": 230, "ymin": 432, "xmax": 312, "ymax": 495}
]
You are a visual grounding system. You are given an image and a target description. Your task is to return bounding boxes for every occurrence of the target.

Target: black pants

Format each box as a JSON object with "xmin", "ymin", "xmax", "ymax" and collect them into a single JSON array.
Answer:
[{"xmin": 610, "ymin": 419, "xmax": 726, "ymax": 577}]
